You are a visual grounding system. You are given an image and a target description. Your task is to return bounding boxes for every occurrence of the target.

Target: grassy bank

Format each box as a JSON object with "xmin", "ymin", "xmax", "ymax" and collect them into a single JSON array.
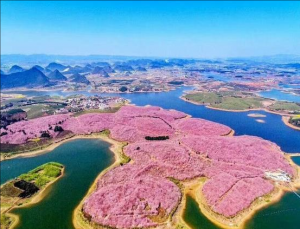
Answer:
[
  {"xmin": 0, "ymin": 162, "xmax": 64, "ymax": 229},
  {"xmin": 184, "ymin": 92, "xmax": 264, "ymax": 111},
  {"xmin": 184, "ymin": 91, "xmax": 300, "ymax": 113}
]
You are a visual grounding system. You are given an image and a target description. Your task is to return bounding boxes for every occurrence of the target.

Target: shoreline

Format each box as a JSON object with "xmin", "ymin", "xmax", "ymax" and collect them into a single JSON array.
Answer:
[
  {"xmin": 1, "ymin": 167, "xmax": 65, "ymax": 229},
  {"xmin": 1, "ymin": 86, "xmax": 177, "ymax": 95},
  {"xmin": 1, "ymin": 114, "xmax": 299, "ymax": 228},
  {"xmin": 282, "ymin": 116, "xmax": 300, "ymax": 131},
  {"xmin": 179, "ymin": 153, "xmax": 300, "ymax": 229},
  {"xmin": 72, "ymin": 135, "xmax": 126, "ymax": 229},
  {"xmin": 180, "ymin": 96, "xmax": 300, "ymax": 131},
  {"xmin": 0, "ymin": 134, "xmax": 113, "ymax": 162}
]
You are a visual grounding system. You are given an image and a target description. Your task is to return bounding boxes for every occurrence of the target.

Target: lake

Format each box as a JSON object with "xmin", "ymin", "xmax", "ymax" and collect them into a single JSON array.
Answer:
[
  {"xmin": 7, "ymin": 86, "xmax": 300, "ymax": 152},
  {"xmin": 183, "ymin": 157, "xmax": 300, "ymax": 229},
  {"xmin": 259, "ymin": 89, "xmax": 300, "ymax": 103},
  {"xmin": 1, "ymin": 86, "xmax": 300, "ymax": 229},
  {"xmin": 1, "ymin": 139, "xmax": 114, "ymax": 229}
]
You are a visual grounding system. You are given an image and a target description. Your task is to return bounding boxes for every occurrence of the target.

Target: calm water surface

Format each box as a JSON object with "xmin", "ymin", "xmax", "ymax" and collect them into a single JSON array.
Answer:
[
  {"xmin": 9, "ymin": 86, "xmax": 300, "ymax": 152},
  {"xmin": 259, "ymin": 89, "xmax": 300, "ymax": 103},
  {"xmin": 2, "ymin": 87, "xmax": 300, "ymax": 229},
  {"xmin": 1, "ymin": 139, "xmax": 114, "ymax": 229},
  {"xmin": 183, "ymin": 157, "xmax": 300, "ymax": 229}
]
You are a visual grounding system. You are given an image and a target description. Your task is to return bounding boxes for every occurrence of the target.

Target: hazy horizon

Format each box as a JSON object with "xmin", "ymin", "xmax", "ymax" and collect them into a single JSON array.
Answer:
[
  {"xmin": 1, "ymin": 53, "xmax": 300, "ymax": 59},
  {"xmin": 1, "ymin": 1, "xmax": 300, "ymax": 58}
]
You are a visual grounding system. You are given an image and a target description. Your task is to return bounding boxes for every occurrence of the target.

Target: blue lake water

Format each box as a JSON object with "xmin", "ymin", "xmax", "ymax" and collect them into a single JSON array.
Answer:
[
  {"xmin": 183, "ymin": 157, "xmax": 300, "ymax": 229},
  {"xmin": 259, "ymin": 89, "xmax": 300, "ymax": 103},
  {"xmin": 279, "ymin": 84, "xmax": 300, "ymax": 90},
  {"xmin": 1, "ymin": 139, "xmax": 114, "ymax": 229},
  {"xmin": 203, "ymin": 73, "xmax": 233, "ymax": 82},
  {"xmin": 202, "ymin": 73, "xmax": 252, "ymax": 83},
  {"xmin": 1, "ymin": 87, "xmax": 300, "ymax": 229},
  {"xmin": 5, "ymin": 86, "xmax": 300, "ymax": 152}
]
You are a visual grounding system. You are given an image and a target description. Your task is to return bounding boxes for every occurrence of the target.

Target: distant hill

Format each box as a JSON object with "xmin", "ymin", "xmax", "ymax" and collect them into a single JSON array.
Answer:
[
  {"xmin": 283, "ymin": 63, "xmax": 300, "ymax": 69},
  {"xmin": 46, "ymin": 62, "xmax": 68, "ymax": 71},
  {"xmin": 136, "ymin": 66, "xmax": 147, "ymax": 72},
  {"xmin": 93, "ymin": 62, "xmax": 110, "ymax": 67},
  {"xmin": 227, "ymin": 54, "xmax": 300, "ymax": 64},
  {"xmin": 114, "ymin": 64, "xmax": 134, "ymax": 72},
  {"xmin": 32, "ymin": 65, "xmax": 44, "ymax": 72},
  {"xmin": 81, "ymin": 65, "xmax": 93, "ymax": 73},
  {"xmin": 92, "ymin": 67, "xmax": 110, "ymax": 77},
  {"xmin": 8, "ymin": 65, "xmax": 25, "ymax": 74},
  {"xmin": 100, "ymin": 65, "xmax": 114, "ymax": 73},
  {"xmin": 62, "ymin": 65, "xmax": 92, "ymax": 74},
  {"xmin": 125, "ymin": 71, "xmax": 132, "ymax": 76},
  {"xmin": 1, "ymin": 67, "xmax": 50, "ymax": 89},
  {"xmin": 69, "ymin": 73, "xmax": 90, "ymax": 84},
  {"xmin": 48, "ymin": 70, "xmax": 67, "ymax": 81},
  {"xmin": 150, "ymin": 60, "xmax": 173, "ymax": 69}
]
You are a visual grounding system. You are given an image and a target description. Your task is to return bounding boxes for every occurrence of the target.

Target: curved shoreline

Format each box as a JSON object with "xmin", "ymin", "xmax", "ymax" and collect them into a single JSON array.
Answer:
[
  {"xmin": 179, "ymin": 154, "xmax": 300, "ymax": 229},
  {"xmin": 0, "ymin": 134, "xmax": 111, "ymax": 162},
  {"xmin": 72, "ymin": 135, "xmax": 126, "ymax": 229},
  {"xmin": 2, "ymin": 167, "xmax": 65, "ymax": 229},
  {"xmin": 180, "ymin": 96, "xmax": 300, "ymax": 131},
  {"xmin": 71, "ymin": 131, "xmax": 300, "ymax": 229},
  {"xmin": 282, "ymin": 116, "xmax": 300, "ymax": 131},
  {"xmin": 1, "ymin": 121, "xmax": 299, "ymax": 229}
]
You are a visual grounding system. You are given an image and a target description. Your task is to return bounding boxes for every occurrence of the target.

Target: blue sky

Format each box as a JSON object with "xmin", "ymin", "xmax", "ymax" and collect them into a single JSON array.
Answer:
[{"xmin": 1, "ymin": 1, "xmax": 300, "ymax": 58}]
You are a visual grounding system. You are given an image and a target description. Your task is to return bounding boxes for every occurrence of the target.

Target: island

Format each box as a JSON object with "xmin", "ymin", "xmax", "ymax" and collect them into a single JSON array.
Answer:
[
  {"xmin": 1, "ymin": 105, "xmax": 299, "ymax": 229},
  {"xmin": 0, "ymin": 162, "xmax": 64, "ymax": 229}
]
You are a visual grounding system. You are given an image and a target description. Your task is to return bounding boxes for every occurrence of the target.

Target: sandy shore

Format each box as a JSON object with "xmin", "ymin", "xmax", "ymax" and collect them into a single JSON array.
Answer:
[
  {"xmin": 2, "ymin": 132, "xmax": 299, "ymax": 229},
  {"xmin": 282, "ymin": 116, "xmax": 300, "ymax": 131},
  {"xmin": 72, "ymin": 135, "xmax": 126, "ymax": 229},
  {"xmin": 180, "ymin": 96, "xmax": 292, "ymax": 115},
  {"xmin": 2, "ymin": 167, "xmax": 65, "ymax": 229},
  {"xmin": 1, "ymin": 112, "xmax": 299, "ymax": 229},
  {"xmin": 180, "ymin": 96, "xmax": 300, "ymax": 131},
  {"xmin": 178, "ymin": 154, "xmax": 300, "ymax": 229},
  {"xmin": 0, "ymin": 134, "xmax": 111, "ymax": 162},
  {"xmin": 255, "ymin": 119, "xmax": 265, "ymax": 123},
  {"xmin": 71, "ymin": 130, "xmax": 300, "ymax": 229},
  {"xmin": 247, "ymin": 113, "xmax": 267, "ymax": 118}
]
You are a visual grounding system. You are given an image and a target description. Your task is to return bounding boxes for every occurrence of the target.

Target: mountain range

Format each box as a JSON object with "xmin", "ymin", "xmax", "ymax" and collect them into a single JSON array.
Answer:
[
  {"xmin": 48, "ymin": 70, "xmax": 67, "ymax": 81},
  {"xmin": 69, "ymin": 73, "xmax": 90, "ymax": 84},
  {"xmin": 1, "ymin": 67, "xmax": 50, "ymax": 89}
]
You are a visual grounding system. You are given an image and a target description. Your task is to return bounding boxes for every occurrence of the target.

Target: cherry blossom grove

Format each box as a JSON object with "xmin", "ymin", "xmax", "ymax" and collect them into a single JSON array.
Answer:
[{"xmin": 1, "ymin": 105, "xmax": 295, "ymax": 228}]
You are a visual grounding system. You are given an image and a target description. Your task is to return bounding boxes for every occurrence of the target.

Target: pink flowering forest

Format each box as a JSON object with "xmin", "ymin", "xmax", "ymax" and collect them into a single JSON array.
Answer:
[{"xmin": 1, "ymin": 105, "xmax": 294, "ymax": 228}]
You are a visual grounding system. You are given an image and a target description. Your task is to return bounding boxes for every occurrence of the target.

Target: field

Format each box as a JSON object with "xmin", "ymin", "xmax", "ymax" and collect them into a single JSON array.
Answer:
[
  {"xmin": 24, "ymin": 103, "xmax": 65, "ymax": 119},
  {"xmin": 268, "ymin": 101, "xmax": 300, "ymax": 113},
  {"xmin": 184, "ymin": 92, "xmax": 264, "ymax": 110},
  {"xmin": 73, "ymin": 106, "xmax": 121, "ymax": 117},
  {"xmin": 291, "ymin": 115, "xmax": 300, "ymax": 121},
  {"xmin": 184, "ymin": 92, "xmax": 222, "ymax": 104},
  {"xmin": 289, "ymin": 115, "xmax": 300, "ymax": 128},
  {"xmin": 18, "ymin": 162, "xmax": 63, "ymax": 187}
]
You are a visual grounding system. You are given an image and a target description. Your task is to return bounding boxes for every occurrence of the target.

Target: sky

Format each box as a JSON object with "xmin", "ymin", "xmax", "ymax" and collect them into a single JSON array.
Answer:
[{"xmin": 1, "ymin": 1, "xmax": 300, "ymax": 58}]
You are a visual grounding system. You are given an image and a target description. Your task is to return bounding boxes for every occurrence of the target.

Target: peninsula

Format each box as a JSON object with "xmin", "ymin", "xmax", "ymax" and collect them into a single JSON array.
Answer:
[
  {"xmin": 182, "ymin": 91, "xmax": 300, "ymax": 131},
  {"xmin": 1, "ymin": 105, "xmax": 299, "ymax": 229}
]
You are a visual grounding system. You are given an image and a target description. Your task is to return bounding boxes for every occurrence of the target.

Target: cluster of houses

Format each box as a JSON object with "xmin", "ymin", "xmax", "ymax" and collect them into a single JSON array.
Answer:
[
  {"xmin": 55, "ymin": 96, "xmax": 127, "ymax": 114},
  {"xmin": 265, "ymin": 170, "xmax": 291, "ymax": 183}
]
